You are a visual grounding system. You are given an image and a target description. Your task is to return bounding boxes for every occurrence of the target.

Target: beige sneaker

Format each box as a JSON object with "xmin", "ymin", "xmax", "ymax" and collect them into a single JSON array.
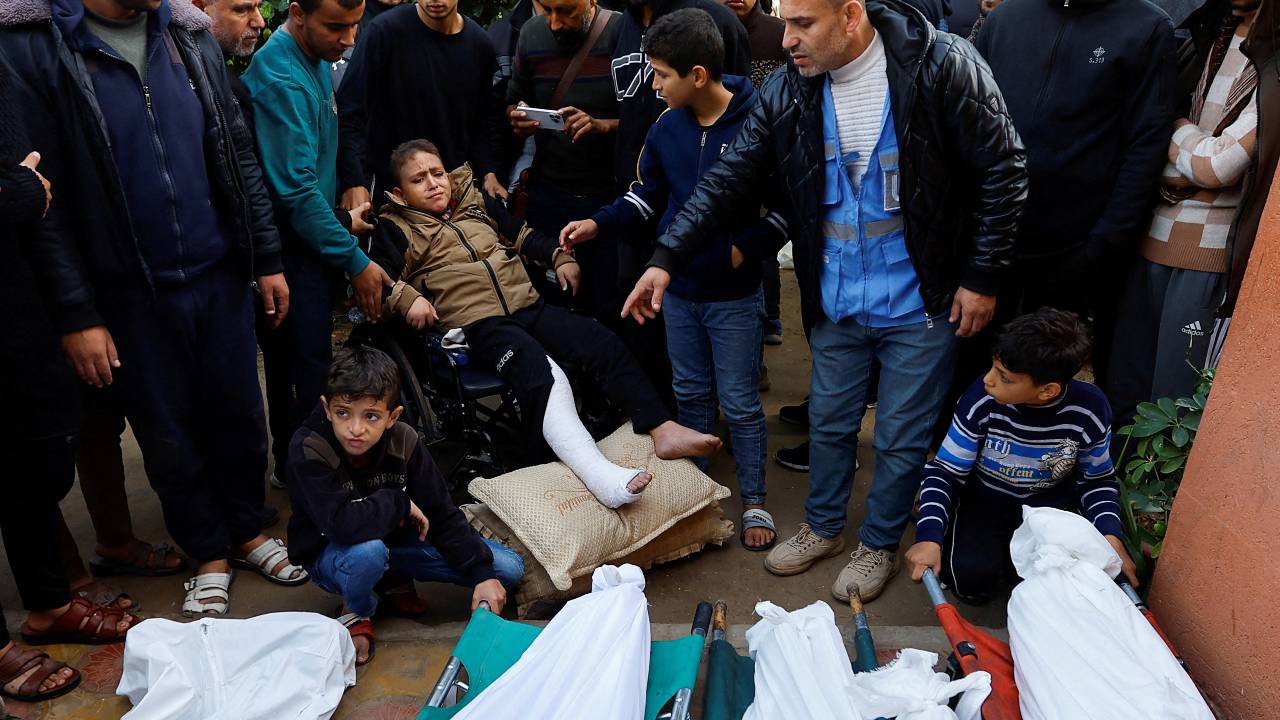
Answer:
[
  {"xmin": 764, "ymin": 524, "xmax": 846, "ymax": 576},
  {"xmin": 831, "ymin": 543, "xmax": 900, "ymax": 602}
]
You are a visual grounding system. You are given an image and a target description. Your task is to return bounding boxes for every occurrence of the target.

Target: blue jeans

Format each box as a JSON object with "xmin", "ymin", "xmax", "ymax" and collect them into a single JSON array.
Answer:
[
  {"xmin": 807, "ymin": 315, "xmax": 957, "ymax": 549},
  {"xmin": 307, "ymin": 538, "xmax": 524, "ymax": 617},
  {"xmin": 664, "ymin": 289, "xmax": 767, "ymax": 505}
]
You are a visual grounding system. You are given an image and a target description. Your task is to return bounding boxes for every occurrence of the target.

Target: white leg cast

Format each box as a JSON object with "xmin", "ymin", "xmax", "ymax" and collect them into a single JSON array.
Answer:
[{"xmin": 540, "ymin": 357, "xmax": 645, "ymax": 508}]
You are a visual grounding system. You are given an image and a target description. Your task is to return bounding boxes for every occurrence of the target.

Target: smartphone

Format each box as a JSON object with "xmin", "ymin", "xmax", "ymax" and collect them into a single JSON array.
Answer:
[{"xmin": 520, "ymin": 106, "xmax": 566, "ymax": 132}]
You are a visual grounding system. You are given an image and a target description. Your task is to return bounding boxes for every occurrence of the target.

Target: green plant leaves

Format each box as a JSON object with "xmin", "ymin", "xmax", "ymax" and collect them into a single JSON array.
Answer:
[{"xmin": 1171, "ymin": 425, "xmax": 1190, "ymax": 447}]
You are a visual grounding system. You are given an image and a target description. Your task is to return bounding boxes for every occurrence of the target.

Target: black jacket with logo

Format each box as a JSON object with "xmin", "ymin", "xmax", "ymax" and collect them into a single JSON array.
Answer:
[
  {"xmin": 286, "ymin": 402, "xmax": 496, "ymax": 584},
  {"xmin": 975, "ymin": 0, "xmax": 1176, "ymax": 269},
  {"xmin": 649, "ymin": 0, "xmax": 1028, "ymax": 325}
]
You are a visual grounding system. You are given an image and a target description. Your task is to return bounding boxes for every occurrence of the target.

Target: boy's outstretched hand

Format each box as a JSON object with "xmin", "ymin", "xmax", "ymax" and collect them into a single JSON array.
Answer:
[
  {"xmin": 559, "ymin": 219, "xmax": 598, "ymax": 251},
  {"xmin": 472, "ymin": 578, "xmax": 507, "ymax": 614},
  {"xmin": 621, "ymin": 266, "xmax": 672, "ymax": 324},
  {"xmin": 1105, "ymin": 534, "xmax": 1140, "ymax": 587},
  {"xmin": 406, "ymin": 500, "xmax": 430, "ymax": 542},
  {"xmin": 905, "ymin": 541, "xmax": 942, "ymax": 582}
]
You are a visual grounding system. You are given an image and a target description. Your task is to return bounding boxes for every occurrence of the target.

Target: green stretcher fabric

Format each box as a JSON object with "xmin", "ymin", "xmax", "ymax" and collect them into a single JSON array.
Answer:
[
  {"xmin": 701, "ymin": 639, "xmax": 756, "ymax": 720},
  {"xmin": 417, "ymin": 609, "xmax": 706, "ymax": 720}
]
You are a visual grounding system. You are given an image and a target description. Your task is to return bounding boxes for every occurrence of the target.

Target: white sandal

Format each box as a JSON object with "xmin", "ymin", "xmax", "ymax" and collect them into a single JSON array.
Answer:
[
  {"xmin": 182, "ymin": 572, "xmax": 233, "ymax": 617},
  {"xmin": 230, "ymin": 538, "xmax": 309, "ymax": 586}
]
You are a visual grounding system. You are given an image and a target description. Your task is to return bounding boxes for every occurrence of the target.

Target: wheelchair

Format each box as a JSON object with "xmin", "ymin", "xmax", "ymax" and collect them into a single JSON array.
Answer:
[{"xmin": 344, "ymin": 312, "xmax": 523, "ymax": 489}]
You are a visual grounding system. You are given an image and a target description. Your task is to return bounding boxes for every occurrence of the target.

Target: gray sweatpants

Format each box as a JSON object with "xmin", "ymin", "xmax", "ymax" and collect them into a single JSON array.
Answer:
[{"xmin": 1107, "ymin": 258, "xmax": 1230, "ymax": 434}]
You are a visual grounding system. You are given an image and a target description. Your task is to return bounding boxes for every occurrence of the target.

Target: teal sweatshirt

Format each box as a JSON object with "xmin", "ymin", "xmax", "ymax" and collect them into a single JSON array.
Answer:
[{"xmin": 243, "ymin": 29, "xmax": 369, "ymax": 277}]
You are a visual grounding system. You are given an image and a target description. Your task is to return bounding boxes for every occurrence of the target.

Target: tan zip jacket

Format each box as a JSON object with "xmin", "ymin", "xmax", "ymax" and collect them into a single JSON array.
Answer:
[{"xmin": 377, "ymin": 165, "xmax": 576, "ymax": 330}]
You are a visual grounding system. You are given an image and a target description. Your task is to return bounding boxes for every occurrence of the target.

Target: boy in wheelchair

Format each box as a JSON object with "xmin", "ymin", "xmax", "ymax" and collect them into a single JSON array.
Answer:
[{"xmin": 366, "ymin": 139, "xmax": 721, "ymax": 507}]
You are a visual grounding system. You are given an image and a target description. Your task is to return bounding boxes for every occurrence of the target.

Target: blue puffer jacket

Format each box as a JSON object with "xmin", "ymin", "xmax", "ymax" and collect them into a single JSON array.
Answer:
[{"xmin": 592, "ymin": 75, "xmax": 787, "ymax": 303}]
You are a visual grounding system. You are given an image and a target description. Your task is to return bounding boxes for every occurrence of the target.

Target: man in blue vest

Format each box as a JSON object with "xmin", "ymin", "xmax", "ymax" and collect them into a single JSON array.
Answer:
[{"xmin": 622, "ymin": 0, "xmax": 1027, "ymax": 601}]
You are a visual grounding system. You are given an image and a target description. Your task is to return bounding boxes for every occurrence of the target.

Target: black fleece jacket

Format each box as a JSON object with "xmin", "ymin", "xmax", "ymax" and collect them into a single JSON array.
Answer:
[
  {"xmin": 975, "ymin": 0, "xmax": 1176, "ymax": 268},
  {"xmin": 286, "ymin": 403, "xmax": 496, "ymax": 585}
]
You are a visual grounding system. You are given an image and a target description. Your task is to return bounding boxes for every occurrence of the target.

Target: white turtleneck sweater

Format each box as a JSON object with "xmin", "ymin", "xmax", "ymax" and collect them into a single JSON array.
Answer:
[{"xmin": 828, "ymin": 32, "xmax": 888, "ymax": 189}]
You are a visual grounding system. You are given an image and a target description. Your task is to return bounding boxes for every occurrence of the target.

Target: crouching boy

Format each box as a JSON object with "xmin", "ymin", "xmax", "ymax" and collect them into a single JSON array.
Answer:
[
  {"xmin": 287, "ymin": 346, "xmax": 523, "ymax": 665},
  {"xmin": 904, "ymin": 309, "xmax": 1138, "ymax": 603}
]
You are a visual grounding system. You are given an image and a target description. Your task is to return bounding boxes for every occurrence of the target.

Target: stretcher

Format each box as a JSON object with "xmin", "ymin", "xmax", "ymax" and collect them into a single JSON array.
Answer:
[
  {"xmin": 921, "ymin": 568, "xmax": 1187, "ymax": 720},
  {"xmin": 418, "ymin": 600, "xmax": 713, "ymax": 720}
]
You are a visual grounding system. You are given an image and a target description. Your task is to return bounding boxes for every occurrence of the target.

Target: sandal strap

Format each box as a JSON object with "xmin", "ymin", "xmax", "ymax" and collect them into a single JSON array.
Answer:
[
  {"xmin": 337, "ymin": 613, "xmax": 374, "ymax": 640},
  {"xmin": 0, "ymin": 647, "xmax": 48, "ymax": 684},
  {"xmin": 244, "ymin": 538, "xmax": 288, "ymax": 568},
  {"xmin": 742, "ymin": 509, "xmax": 776, "ymax": 532},
  {"xmin": 141, "ymin": 543, "xmax": 174, "ymax": 569},
  {"xmin": 244, "ymin": 539, "xmax": 302, "ymax": 579},
  {"xmin": 17, "ymin": 656, "xmax": 68, "ymax": 698},
  {"xmin": 43, "ymin": 597, "xmax": 130, "ymax": 640},
  {"xmin": 184, "ymin": 572, "xmax": 232, "ymax": 597}
]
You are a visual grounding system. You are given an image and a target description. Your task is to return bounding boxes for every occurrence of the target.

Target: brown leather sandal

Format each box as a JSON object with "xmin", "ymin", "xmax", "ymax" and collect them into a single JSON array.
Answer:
[
  {"xmin": 0, "ymin": 645, "xmax": 82, "ymax": 703},
  {"xmin": 20, "ymin": 597, "xmax": 139, "ymax": 645}
]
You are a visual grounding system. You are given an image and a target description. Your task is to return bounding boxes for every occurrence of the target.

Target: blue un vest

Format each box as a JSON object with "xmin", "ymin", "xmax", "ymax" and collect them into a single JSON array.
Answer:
[{"xmin": 819, "ymin": 81, "xmax": 926, "ymax": 327}]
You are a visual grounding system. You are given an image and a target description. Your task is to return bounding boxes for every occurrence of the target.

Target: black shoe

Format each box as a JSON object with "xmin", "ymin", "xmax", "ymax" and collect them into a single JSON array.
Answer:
[
  {"xmin": 779, "ymin": 400, "xmax": 809, "ymax": 427},
  {"xmin": 261, "ymin": 504, "xmax": 280, "ymax": 530},
  {"xmin": 774, "ymin": 441, "xmax": 810, "ymax": 471}
]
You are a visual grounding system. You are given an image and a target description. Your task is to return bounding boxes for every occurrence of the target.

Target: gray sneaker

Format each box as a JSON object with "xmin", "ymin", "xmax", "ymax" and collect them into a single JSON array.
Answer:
[
  {"xmin": 764, "ymin": 524, "xmax": 846, "ymax": 576},
  {"xmin": 831, "ymin": 543, "xmax": 899, "ymax": 602}
]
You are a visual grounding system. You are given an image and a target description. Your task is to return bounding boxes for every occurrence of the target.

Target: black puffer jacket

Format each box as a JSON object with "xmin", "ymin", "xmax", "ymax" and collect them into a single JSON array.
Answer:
[
  {"xmin": 650, "ymin": 0, "xmax": 1027, "ymax": 321},
  {"xmin": 0, "ymin": 0, "xmax": 282, "ymax": 333}
]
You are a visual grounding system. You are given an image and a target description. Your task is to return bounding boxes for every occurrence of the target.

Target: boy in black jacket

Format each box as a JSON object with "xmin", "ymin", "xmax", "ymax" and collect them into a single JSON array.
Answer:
[{"xmin": 287, "ymin": 346, "xmax": 522, "ymax": 665}]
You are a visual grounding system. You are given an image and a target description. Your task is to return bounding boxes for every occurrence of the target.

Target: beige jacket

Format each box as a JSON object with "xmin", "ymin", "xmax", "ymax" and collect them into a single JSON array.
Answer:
[{"xmin": 376, "ymin": 165, "xmax": 575, "ymax": 330}]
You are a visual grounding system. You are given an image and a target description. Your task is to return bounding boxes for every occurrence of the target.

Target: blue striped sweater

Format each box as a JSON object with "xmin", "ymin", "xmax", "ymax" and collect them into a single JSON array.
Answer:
[{"xmin": 915, "ymin": 378, "xmax": 1124, "ymax": 545}]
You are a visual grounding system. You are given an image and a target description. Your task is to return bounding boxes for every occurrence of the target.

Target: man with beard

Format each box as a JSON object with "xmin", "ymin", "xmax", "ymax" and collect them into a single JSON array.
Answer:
[
  {"xmin": 194, "ymin": 0, "xmax": 265, "ymax": 132},
  {"xmin": 1108, "ymin": 0, "xmax": 1278, "ymax": 435},
  {"xmin": 506, "ymin": 0, "xmax": 623, "ymax": 313},
  {"xmin": 621, "ymin": 0, "xmax": 1026, "ymax": 602},
  {"xmin": 337, "ymin": 0, "xmax": 504, "ymax": 207},
  {"xmin": 0, "ymin": 0, "xmax": 304, "ymax": 616}
]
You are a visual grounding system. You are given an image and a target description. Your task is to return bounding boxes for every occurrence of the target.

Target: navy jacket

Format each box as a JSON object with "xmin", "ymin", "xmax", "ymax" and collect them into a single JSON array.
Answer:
[
  {"xmin": 0, "ymin": 0, "xmax": 282, "ymax": 332},
  {"xmin": 593, "ymin": 75, "xmax": 785, "ymax": 302},
  {"xmin": 975, "ymin": 0, "xmax": 1176, "ymax": 268},
  {"xmin": 608, "ymin": 0, "xmax": 750, "ymax": 197},
  {"xmin": 55, "ymin": 0, "xmax": 229, "ymax": 286}
]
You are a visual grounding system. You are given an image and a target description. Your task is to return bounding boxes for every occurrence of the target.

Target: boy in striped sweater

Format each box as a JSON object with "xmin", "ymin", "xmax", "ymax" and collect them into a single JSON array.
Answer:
[{"xmin": 904, "ymin": 309, "xmax": 1137, "ymax": 603}]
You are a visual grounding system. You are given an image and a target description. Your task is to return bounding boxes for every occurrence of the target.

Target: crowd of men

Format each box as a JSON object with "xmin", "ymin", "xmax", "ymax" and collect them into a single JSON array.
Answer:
[{"xmin": 0, "ymin": 0, "xmax": 1275, "ymax": 702}]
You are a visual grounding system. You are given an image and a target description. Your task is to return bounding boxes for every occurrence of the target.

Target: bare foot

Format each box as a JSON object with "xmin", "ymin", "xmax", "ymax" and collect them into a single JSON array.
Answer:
[
  {"xmin": 0, "ymin": 642, "xmax": 77, "ymax": 696},
  {"xmin": 626, "ymin": 471, "xmax": 653, "ymax": 495},
  {"xmin": 651, "ymin": 421, "xmax": 723, "ymax": 460}
]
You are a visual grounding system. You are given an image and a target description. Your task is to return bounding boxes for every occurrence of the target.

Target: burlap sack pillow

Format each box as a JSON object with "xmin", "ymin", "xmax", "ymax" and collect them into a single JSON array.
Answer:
[
  {"xmin": 468, "ymin": 426, "xmax": 731, "ymax": 591},
  {"xmin": 464, "ymin": 501, "xmax": 735, "ymax": 617}
]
